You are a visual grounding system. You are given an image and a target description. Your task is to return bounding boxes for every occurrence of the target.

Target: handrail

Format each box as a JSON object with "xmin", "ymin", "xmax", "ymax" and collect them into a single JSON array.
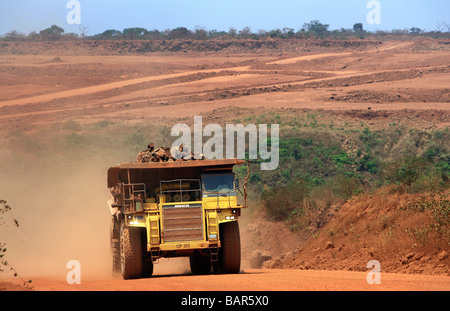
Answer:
[{"xmin": 160, "ymin": 179, "xmax": 202, "ymax": 202}]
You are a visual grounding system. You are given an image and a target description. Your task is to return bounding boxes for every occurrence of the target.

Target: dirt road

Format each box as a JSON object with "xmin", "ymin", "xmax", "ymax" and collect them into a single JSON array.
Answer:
[
  {"xmin": 27, "ymin": 269, "xmax": 450, "ymax": 291},
  {"xmin": 1, "ymin": 40, "xmax": 449, "ymax": 133}
]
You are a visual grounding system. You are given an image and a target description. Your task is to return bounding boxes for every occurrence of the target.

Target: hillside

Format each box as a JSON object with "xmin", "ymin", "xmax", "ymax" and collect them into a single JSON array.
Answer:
[{"xmin": 261, "ymin": 189, "xmax": 449, "ymax": 275}]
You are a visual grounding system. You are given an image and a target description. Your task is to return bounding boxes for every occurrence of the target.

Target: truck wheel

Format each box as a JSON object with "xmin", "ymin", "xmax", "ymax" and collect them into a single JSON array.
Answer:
[
  {"xmin": 120, "ymin": 220, "xmax": 143, "ymax": 279},
  {"xmin": 110, "ymin": 217, "xmax": 121, "ymax": 276},
  {"xmin": 213, "ymin": 221, "xmax": 241, "ymax": 274},
  {"xmin": 190, "ymin": 255, "xmax": 211, "ymax": 275},
  {"xmin": 142, "ymin": 259, "xmax": 154, "ymax": 278}
]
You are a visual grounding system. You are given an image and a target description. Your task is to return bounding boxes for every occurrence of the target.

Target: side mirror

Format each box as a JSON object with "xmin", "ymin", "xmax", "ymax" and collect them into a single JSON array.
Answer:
[{"xmin": 235, "ymin": 178, "xmax": 240, "ymax": 189}]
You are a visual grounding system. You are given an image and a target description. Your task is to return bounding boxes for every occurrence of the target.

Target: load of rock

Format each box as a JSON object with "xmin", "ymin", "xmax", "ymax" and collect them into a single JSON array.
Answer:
[{"xmin": 136, "ymin": 143, "xmax": 206, "ymax": 163}]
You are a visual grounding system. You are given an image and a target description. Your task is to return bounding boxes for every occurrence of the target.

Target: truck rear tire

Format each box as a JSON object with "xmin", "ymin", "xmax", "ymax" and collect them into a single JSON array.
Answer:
[
  {"xmin": 111, "ymin": 216, "xmax": 121, "ymax": 276},
  {"xmin": 213, "ymin": 221, "xmax": 241, "ymax": 274},
  {"xmin": 120, "ymin": 220, "xmax": 143, "ymax": 279},
  {"xmin": 190, "ymin": 254, "xmax": 211, "ymax": 275}
]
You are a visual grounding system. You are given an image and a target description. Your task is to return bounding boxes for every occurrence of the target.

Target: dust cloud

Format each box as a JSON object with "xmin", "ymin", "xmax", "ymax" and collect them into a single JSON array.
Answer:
[
  {"xmin": 0, "ymin": 140, "xmax": 114, "ymax": 281},
  {"xmin": 0, "ymin": 128, "xmax": 253, "ymax": 281},
  {"xmin": 0, "ymin": 130, "xmax": 199, "ymax": 282},
  {"xmin": 153, "ymin": 258, "xmax": 191, "ymax": 276}
]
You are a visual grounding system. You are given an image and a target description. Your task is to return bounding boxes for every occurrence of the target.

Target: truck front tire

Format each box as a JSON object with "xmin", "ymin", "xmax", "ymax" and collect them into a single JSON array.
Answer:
[
  {"xmin": 120, "ymin": 220, "xmax": 143, "ymax": 279},
  {"xmin": 214, "ymin": 221, "xmax": 241, "ymax": 274}
]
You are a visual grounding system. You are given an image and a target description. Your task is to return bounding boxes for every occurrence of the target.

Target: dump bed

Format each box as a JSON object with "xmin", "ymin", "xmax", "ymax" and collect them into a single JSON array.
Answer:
[{"xmin": 107, "ymin": 159, "xmax": 245, "ymax": 188}]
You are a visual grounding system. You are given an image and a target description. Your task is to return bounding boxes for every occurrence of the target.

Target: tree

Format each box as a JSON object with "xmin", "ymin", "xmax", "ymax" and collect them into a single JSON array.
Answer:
[
  {"xmin": 436, "ymin": 21, "xmax": 450, "ymax": 33},
  {"xmin": 168, "ymin": 27, "xmax": 191, "ymax": 39},
  {"xmin": 0, "ymin": 200, "xmax": 31, "ymax": 289},
  {"xmin": 302, "ymin": 20, "xmax": 329, "ymax": 38},
  {"xmin": 268, "ymin": 28, "xmax": 282, "ymax": 38},
  {"xmin": 257, "ymin": 29, "xmax": 267, "ymax": 37},
  {"xmin": 193, "ymin": 25, "xmax": 208, "ymax": 40},
  {"xmin": 353, "ymin": 23, "xmax": 364, "ymax": 32},
  {"xmin": 409, "ymin": 27, "xmax": 422, "ymax": 34},
  {"xmin": 27, "ymin": 31, "xmax": 40, "ymax": 41},
  {"xmin": 79, "ymin": 25, "xmax": 88, "ymax": 39},
  {"xmin": 283, "ymin": 27, "xmax": 295, "ymax": 37},
  {"xmin": 123, "ymin": 27, "xmax": 147, "ymax": 40},
  {"xmin": 99, "ymin": 29, "xmax": 122, "ymax": 39},
  {"xmin": 209, "ymin": 29, "xmax": 227, "ymax": 38},
  {"xmin": 39, "ymin": 25, "xmax": 65, "ymax": 41},
  {"xmin": 238, "ymin": 26, "xmax": 252, "ymax": 38},
  {"xmin": 4, "ymin": 30, "xmax": 25, "ymax": 41},
  {"xmin": 228, "ymin": 27, "xmax": 237, "ymax": 37},
  {"xmin": 143, "ymin": 29, "xmax": 162, "ymax": 40}
]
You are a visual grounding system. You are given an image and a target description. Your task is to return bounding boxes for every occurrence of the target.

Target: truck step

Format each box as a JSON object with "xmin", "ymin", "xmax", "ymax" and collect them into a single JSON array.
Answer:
[{"xmin": 210, "ymin": 244, "xmax": 219, "ymax": 262}]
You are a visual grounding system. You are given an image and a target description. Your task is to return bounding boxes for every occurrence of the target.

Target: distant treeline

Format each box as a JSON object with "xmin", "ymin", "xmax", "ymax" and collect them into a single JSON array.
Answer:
[{"xmin": 2, "ymin": 20, "xmax": 450, "ymax": 41}]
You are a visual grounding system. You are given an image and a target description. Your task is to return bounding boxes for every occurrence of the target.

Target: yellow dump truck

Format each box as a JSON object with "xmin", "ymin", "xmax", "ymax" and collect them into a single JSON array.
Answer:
[{"xmin": 107, "ymin": 159, "xmax": 248, "ymax": 279}]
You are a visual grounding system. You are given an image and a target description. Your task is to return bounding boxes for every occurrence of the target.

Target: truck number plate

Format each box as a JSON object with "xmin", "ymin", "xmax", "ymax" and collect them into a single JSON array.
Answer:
[{"xmin": 176, "ymin": 244, "xmax": 191, "ymax": 248}]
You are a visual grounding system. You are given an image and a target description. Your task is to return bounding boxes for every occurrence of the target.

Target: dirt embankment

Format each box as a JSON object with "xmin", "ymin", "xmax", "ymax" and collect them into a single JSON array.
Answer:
[
  {"xmin": 257, "ymin": 189, "xmax": 449, "ymax": 276},
  {"xmin": 0, "ymin": 38, "xmax": 382, "ymax": 56}
]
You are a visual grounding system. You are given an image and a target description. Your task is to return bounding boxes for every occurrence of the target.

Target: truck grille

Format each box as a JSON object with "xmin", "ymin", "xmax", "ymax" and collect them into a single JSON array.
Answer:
[{"xmin": 162, "ymin": 203, "xmax": 204, "ymax": 242}]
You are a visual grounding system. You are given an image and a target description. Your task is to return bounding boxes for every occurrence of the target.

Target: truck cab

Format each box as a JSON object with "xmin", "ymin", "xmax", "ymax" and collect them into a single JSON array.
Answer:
[{"xmin": 107, "ymin": 159, "xmax": 248, "ymax": 279}]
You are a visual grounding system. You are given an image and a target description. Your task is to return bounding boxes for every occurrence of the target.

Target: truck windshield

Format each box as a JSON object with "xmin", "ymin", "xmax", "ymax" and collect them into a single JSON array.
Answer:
[{"xmin": 202, "ymin": 173, "xmax": 235, "ymax": 197}]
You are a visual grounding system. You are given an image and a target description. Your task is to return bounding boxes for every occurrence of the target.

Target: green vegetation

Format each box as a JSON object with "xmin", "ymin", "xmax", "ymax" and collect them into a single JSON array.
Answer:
[
  {"xmin": 232, "ymin": 112, "xmax": 449, "ymax": 230},
  {"xmin": 2, "ymin": 20, "xmax": 449, "ymax": 41},
  {"xmin": 402, "ymin": 193, "xmax": 450, "ymax": 247},
  {"xmin": 0, "ymin": 200, "xmax": 32, "ymax": 289},
  {"xmin": 1, "ymin": 112, "xmax": 448, "ymax": 234}
]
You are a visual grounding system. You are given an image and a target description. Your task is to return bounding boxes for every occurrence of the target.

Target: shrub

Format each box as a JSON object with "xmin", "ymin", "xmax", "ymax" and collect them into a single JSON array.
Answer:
[
  {"xmin": 262, "ymin": 179, "xmax": 309, "ymax": 221},
  {"xmin": 403, "ymin": 193, "xmax": 450, "ymax": 247}
]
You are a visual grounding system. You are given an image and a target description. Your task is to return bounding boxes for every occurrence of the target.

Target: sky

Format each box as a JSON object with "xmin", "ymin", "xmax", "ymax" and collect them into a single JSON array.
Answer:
[{"xmin": 0, "ymin": 0, "xmax": 449, "ymax": 36}]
